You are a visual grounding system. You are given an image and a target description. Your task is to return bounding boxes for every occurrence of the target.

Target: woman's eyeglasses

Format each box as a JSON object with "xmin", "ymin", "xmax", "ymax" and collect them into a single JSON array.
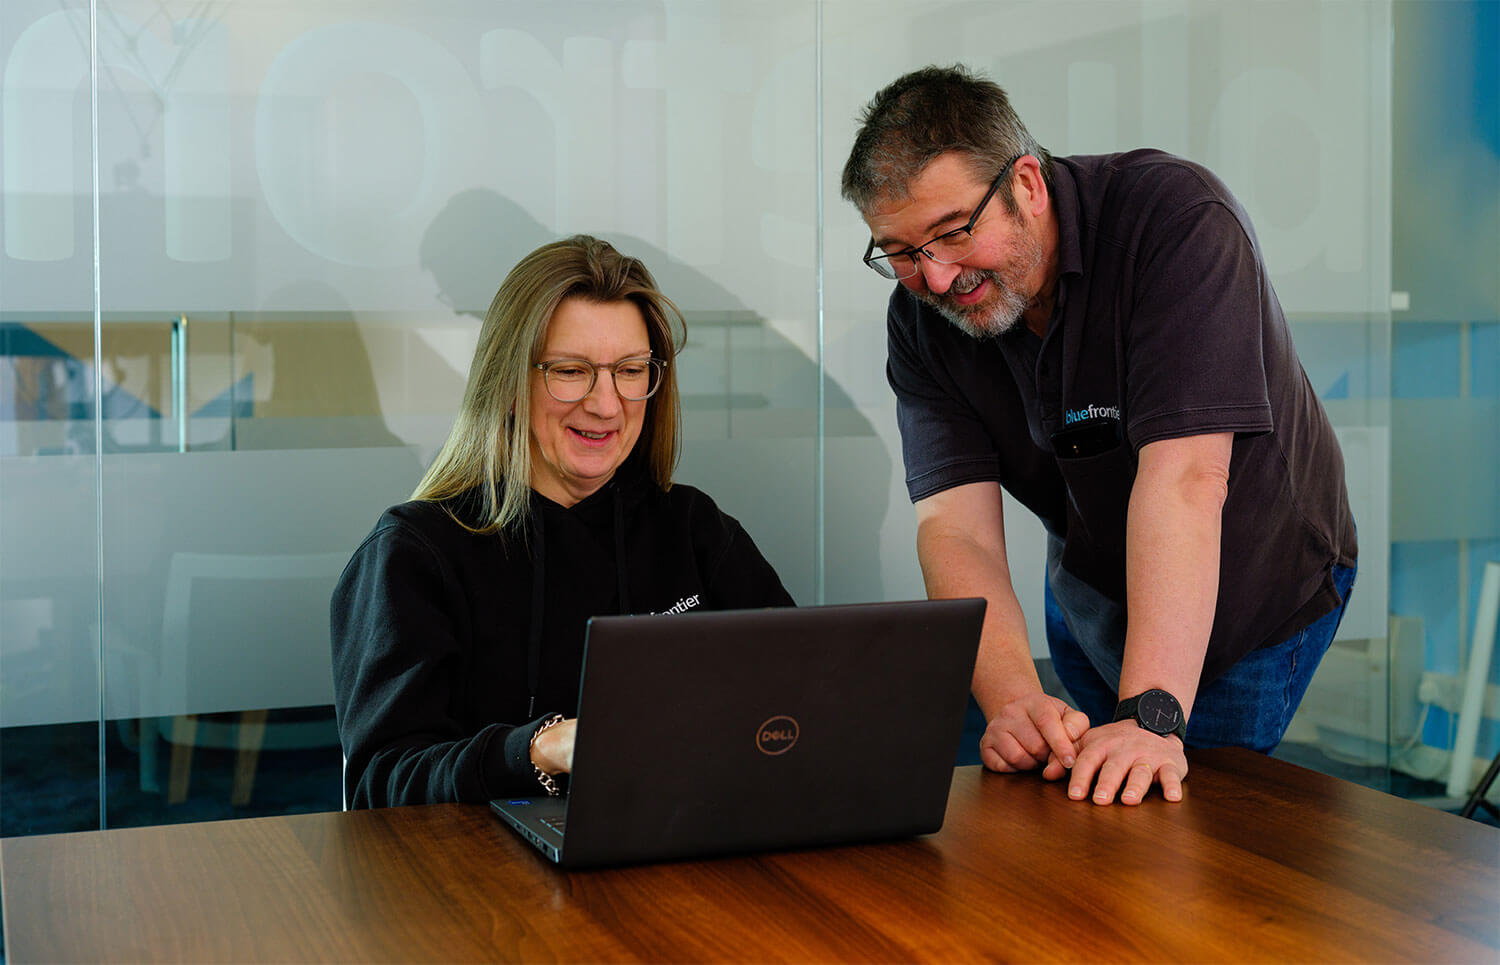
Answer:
[{"xmin": 533, "ymin": 356, "xmax": 667, "ymax": 403}]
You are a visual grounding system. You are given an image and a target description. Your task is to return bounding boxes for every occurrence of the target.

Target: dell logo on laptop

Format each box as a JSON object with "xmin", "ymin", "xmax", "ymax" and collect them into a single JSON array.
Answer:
[{"xmin": 756, "ymin": 716, "xmax": 800, "ymax": 755}]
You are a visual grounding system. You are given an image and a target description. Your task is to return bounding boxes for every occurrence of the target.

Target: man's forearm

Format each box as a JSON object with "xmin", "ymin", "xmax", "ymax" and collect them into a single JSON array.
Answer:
[
  {"xmin": 916, "ymin": 517, "xmax": 1040, "ymax": 718},
  {"xmin": 1117, "ymin": 435, "xmax": 1232, "ymax": 718}
]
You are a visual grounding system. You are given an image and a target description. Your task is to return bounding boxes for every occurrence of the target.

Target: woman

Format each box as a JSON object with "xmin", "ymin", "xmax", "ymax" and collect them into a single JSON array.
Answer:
[{"xmin": 332, "ymin": 236, "xmax": 794, "ymax": 808}]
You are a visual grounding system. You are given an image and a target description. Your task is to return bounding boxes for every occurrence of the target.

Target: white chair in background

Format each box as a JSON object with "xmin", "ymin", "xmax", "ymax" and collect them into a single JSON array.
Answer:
[{"xmin": 1449, "ymin": 560, "xmax": 1500, "ymax": 802}]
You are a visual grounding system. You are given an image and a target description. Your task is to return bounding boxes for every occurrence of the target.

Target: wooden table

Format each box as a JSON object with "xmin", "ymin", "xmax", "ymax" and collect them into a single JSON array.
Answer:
[{"xmin": 3, "ymin": 749, "xmax": 1496, "ymax": 963}]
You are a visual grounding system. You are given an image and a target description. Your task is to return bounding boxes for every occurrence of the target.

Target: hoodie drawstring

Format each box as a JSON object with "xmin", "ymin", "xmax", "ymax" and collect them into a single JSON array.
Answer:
[
  {"xmin": 525, "ymin": 486, "xmax": 631, "ymax": 719},
  {"xmin": 526, "ymin": 508, "xmax": 546, "ymax": 718},
  {"xmin": 613, "ymin": 488, "xmax": 631, "ymax": 614}
]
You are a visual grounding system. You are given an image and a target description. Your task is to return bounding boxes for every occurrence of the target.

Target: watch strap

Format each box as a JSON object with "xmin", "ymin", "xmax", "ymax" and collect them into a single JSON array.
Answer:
[{"xmin": 1113, "ymin": 690, "xmax": 1188, "ymax": 741}]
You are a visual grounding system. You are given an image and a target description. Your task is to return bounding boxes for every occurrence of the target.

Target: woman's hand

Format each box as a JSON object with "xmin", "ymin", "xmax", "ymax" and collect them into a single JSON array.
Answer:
[{"xmin": 530, "ymin": 718, "xmax": 577, "ymax": 776}]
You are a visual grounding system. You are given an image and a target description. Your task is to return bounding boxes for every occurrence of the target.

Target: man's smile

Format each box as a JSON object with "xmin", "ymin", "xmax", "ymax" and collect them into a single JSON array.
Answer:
[{"xmin": 948, "ymin": 272, "xmax": 990, "ymax": 304}]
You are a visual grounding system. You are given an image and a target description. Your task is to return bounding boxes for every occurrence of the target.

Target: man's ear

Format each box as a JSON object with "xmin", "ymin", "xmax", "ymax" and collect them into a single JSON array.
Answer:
[{"xmin": 1013, "ymin": 155, "xmax": 1049, "ymax": 218}]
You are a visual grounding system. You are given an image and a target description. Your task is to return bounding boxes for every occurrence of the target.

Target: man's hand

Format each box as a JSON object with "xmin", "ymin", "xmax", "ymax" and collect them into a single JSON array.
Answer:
[
  {"xmin": 1068, "ymin": 719, "xmax": 1187, "ymax": 805},
  {"xmin": 979, "ymin": 692, "xmax": 1090, "ymax": 780}
]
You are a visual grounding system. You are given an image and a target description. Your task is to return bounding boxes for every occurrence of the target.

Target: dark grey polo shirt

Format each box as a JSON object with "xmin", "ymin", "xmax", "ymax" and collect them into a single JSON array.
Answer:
[{"xmin": 886, "ymin": 149, "xmax": 1358, "ymax": 686}]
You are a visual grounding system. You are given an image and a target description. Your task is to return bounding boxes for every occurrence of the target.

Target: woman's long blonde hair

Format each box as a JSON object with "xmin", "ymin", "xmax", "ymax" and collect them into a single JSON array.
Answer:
[{"xmin": 413, "ymin": 235, "xmax": 684, "ymax": 533}]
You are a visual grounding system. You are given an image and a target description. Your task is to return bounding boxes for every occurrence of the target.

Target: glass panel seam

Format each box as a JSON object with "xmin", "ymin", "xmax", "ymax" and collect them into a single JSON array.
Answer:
[
  {"xmin": 814, "ymin": 0, "xmax": 825, "ymax": 606},
  {"xmin": 90, "ymin": 0, "xmax": 107, "ymax": 830}
]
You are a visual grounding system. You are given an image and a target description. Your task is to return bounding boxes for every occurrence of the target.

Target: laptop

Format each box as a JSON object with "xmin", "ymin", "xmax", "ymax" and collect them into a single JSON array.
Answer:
[{"xmin": 490, "ymin": 597, "xmax": 985, "ymax": 868}]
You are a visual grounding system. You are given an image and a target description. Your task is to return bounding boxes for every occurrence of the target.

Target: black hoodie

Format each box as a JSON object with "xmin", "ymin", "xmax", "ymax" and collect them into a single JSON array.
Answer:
[{"xmin": 331, "ymin": 461, "xmax": 794, "ymax": 808}]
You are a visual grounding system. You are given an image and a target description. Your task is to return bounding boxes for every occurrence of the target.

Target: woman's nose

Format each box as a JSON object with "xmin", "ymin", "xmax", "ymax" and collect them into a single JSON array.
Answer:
[{"xmin": 581, "ymin": 372, "xmax": 624, "ymax": 413}]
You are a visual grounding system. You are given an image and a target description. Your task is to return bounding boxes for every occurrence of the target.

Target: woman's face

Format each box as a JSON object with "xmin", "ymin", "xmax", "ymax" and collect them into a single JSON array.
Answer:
[{"xmin": 528, "ymin": 297, "xmax": 651, "ymax": 507}]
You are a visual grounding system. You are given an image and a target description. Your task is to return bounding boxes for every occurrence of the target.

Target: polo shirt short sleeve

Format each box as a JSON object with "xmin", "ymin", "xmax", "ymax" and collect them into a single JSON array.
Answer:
[{"xmin": 1118, "ymin": 192, "xmax": 1276, "ymax": 448}]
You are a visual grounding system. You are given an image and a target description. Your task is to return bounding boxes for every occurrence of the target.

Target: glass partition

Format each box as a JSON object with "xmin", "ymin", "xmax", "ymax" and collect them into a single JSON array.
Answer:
[
  {"xmin": 4, "ymin": 0, "xmax": 1446, "ymax": 838},
  {"xmin": 4, "ymin": 0, "xmax": 823, "ymax": 829},
  {"xmin": 1387, "ymin": 0, "xmax": 1500, "ymax": 802},
  {"xmin": 1, "ymin": 0, "xmax": 103, "ymax": 836}
]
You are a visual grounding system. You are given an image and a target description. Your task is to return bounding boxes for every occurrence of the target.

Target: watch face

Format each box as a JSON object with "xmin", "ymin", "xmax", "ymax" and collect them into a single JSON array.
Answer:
[{"xmin": 1137, "ymin": 689, "xmax": 1183, "ymax": 735}]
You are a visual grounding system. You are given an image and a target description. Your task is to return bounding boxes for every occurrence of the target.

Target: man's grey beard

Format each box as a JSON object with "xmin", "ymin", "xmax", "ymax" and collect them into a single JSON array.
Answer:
[{"xmin": 917, "ymin": 230, "xmax": 1044, "ymax": 339}]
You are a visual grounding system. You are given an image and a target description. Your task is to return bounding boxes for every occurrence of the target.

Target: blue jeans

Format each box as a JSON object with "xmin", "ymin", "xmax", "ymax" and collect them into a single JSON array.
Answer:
[{"xmin": 1046, "ymin": 561, "xmax": 1358, "ymax": 753}]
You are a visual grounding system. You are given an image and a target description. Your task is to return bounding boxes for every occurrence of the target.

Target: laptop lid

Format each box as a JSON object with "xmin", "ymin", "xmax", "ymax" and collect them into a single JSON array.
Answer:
[{"xmin": 505, "ymin": 597, "xmax": 983, "ymax": 868}]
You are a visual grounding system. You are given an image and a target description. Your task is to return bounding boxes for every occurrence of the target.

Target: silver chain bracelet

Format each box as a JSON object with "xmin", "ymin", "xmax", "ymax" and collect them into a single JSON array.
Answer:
[{"xmin": 530, "ymin": 713, "xmax": 566, "ymax": 797}]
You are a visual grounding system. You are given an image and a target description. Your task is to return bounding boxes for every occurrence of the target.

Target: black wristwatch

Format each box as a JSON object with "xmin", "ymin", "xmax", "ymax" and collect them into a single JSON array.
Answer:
[{"xmin": 1114, "ymin": 689, "xmax": 1188, "ymax": 741}]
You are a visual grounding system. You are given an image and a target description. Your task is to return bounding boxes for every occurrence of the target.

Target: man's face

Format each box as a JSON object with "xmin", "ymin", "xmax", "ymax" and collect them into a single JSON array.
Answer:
[{"xmin": 864, "ymin": 153, "xmax": 1046, "ymax": 339}]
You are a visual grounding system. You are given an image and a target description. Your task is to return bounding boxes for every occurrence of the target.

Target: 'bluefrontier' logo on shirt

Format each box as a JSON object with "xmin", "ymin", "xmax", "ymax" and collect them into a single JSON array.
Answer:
[{"xmin": 1064, "ymin": 403, "xmax": 1121, "ymax": 425}]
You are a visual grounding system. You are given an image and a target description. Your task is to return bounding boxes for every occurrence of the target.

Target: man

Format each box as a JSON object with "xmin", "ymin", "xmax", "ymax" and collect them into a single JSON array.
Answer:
[{"xmin": 842, "ymin": 65, "xmax": 1357, "ymax": 806}]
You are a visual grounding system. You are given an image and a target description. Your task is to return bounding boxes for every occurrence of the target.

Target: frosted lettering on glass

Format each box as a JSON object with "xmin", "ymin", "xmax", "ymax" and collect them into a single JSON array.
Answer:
[
  {"xmin": 622, "ymin": 1, "xmax": 752, "ymax": 266},
  {"xmin": 255, "ymin": 22, "xmax": 485, "ymax": 267},
  {"xmin": 1206, "ymin": 3, "xmax": 1372, "ymax": 303},
  {"xmin": 3, "ymin": 11, "xmax": 233, "ymax": 263},
  {"xmin": 3, "ymin": 11, "xmax": 87, "ymax": 260},
  {"xmin": 479, "ymin": 31, "xmax": 615, "ymax": 233},
  {"xmin": 164, "ymin": 20, "xmax": 231, "ymax": 262}
]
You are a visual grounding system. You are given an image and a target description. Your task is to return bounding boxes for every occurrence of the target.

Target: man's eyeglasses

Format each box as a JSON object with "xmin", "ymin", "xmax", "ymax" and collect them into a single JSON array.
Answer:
[
  {"xmin": 862, "ymin": 154, "xmax": 1024, "ymax": 281},
  {"xmin": 533, "ymin": 356, "xmax": 667, "ymax": 403}
]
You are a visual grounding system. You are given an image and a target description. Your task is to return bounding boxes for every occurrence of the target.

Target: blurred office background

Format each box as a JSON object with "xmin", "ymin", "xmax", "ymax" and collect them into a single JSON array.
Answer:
[{"xmin": 1, "ymin": 0, "xmax": 1495, "ymax": 844}]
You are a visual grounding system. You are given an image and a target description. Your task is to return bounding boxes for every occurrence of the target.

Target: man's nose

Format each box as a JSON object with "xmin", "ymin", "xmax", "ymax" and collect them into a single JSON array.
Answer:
[{"xmin": 914, "ymin": 255, "xmax": 963, "ymax": 295}]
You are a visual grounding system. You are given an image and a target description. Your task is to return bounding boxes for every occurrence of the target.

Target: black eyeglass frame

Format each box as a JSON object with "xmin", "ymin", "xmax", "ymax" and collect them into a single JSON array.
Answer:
[
  {"xmin": 862, "ymin": 154, "xmax": 1025, "ymax": 280},
  {"xmin": 532, "ymin": 355, "xmax": 668, "ymax": 403}
]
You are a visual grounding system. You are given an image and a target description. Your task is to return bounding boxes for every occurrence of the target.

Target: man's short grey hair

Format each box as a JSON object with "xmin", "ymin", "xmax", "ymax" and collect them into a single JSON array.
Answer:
[{"xmin": 842, "ymin": 64, "xmax": 1053, "ymax": 215}]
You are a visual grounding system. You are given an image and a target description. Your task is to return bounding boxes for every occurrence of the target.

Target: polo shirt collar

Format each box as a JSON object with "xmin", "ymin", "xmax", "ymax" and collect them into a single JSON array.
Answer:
[
  {"xmin": 1001, "ymin": 159, "xmax": 1082, "ymax": 349},
  {"xmin": 1048, "ymin": 160, "xmax": 1085, "ymax": 282}
]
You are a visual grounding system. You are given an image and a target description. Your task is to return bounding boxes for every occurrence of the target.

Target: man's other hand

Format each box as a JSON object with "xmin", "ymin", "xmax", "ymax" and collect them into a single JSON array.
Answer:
[{"xmin": 979, "ymin": 693, "xmax": 1090, "ymax": 779}]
